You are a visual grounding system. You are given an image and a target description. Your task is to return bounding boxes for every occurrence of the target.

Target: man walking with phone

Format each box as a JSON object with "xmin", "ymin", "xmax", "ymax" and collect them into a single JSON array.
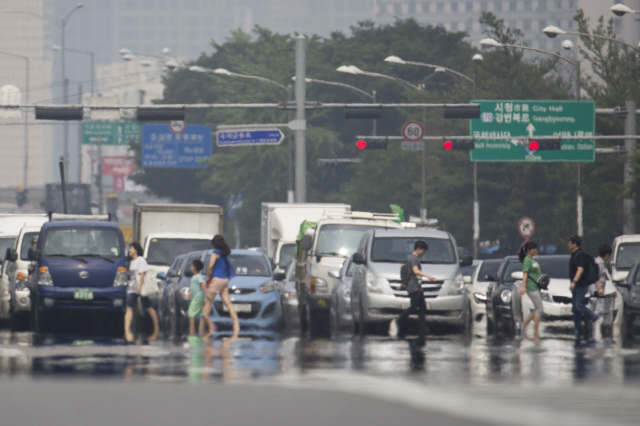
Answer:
[
  {"xmin": 389, "ymin": 240, "xmax": 437, "ymax": 340},
  {"xmin": 567, "ymin": 235, "xmax": 600, "ymax": 347}
]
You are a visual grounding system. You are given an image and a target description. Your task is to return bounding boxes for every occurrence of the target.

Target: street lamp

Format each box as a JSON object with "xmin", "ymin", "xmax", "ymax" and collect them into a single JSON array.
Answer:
[
  {"xmin": 0, "ymin": 51, "xmax": 29, "ymax": 189},
  {"xmin": 542, "ymin": 25, "xmax": 640, "ymax": 52},
  {"xmin": 209, "ymin": 68, "xmax": 288, "ymax": 92},
  {"xmin": 337, "ymin": 65, "xmax": 423, "ymax": 92},
  {"xmin": 481, "ymin": 37, "xmax": 586, "ymax": 237},
  {"xmin": 611, "ymin": 4, "xmax": 640, "ymax": 16}
]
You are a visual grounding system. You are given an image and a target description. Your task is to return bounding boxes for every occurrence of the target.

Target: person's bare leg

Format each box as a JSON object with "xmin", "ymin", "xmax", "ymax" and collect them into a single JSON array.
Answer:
[
  {"xmin": 521, "ymin": 312, "xmax": 535, "ymax": 339},
  {"xmin": 189, "ymin": 317, "xmax": 195, "ymax": 336},
  {"xmin": 532, "ymin": 314, "xmax": 541, "ymax": 341},
  {"xmin": 124, "ymin": 307, "xmax": 134, "ymax": 342},
  {"xmin": 220, "ymin": 289, "xmax": 239, "ymax": 339},
  {"xmin": 147, "ymin": 307, "xmax": 159, "ymax": 341},
  {"xmin": 201, "ymin": 297, "xmax": 215, "ymax": 337}
]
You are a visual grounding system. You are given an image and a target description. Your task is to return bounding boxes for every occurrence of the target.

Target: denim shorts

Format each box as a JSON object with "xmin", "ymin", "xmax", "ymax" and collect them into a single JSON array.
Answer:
[{"xmin": 126, "ymin": 293, "xmax": 151, "ymax": 310}]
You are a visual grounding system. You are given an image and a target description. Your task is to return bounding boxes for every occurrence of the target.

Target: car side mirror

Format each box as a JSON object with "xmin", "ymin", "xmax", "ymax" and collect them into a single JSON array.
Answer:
[
  {"xmin": 156, "ymin": 272, "xmax": 166, "ymax": 280},
  {"xmin": 485, "ymin": 274, "xmax": 497, "ymax": 282},
  {"xmin": 352, "ymin": 253, "xmax": 366, "ymax": 265},
  {"xmin": 184, "ymin": 270, "xmax": 194, "ymax": 278},
  {"xmin": 5, "ymin": 248, "xmax": 17, "ymax": 262},
  {"xmin": 27, "ymin": 247, "xmax": 38, "ymax": 261},
  {"xmin": 511, "ymin": 271, "xmax": 524, "ymax": 280},
  {"xmin": 273, "ymin": 272, "xmax": 286, "ymax": 281},
  {"xmin": 463, "ymin": 275, "xmax": 472, "ymax": 284},
  {"xmin": 459, "ymin": 254, "xmax": 473, "ymax": 267},
  {"xmin": 300, "ymin": 235, "xmax": 313, "ymax": 252},
  {"xmin": 328, "ymin": 269, "xmax": 340, "ymax": 279}
]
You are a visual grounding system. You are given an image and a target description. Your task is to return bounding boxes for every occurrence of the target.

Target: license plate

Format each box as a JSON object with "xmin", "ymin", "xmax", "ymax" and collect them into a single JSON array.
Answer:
[
  {"xmin": 223, "ymin": 303, "xmax": 251, "ymax": 313},
  {"xmin": 317, "ymin": 299, "xmax": 327, "ymax": 307},
  {"xmin": 74, "ymin": 288, "xmax": 93, "ymax": 300}
]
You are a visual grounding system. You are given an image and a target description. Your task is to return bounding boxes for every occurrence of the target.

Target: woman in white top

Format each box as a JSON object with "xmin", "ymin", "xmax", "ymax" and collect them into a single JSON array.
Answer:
[{"xmin": 124, "ymin": 242, "xmax": 159, "ymax": 342}]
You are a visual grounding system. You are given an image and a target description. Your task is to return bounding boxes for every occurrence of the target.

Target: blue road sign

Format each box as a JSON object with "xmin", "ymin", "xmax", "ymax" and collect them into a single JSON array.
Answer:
[
  {"xmin": 216, "ymin": 129, "xmax": 284, "ymax": 147},
  {"xmin": 142, "ymin": 123, "xmax": 212, "ymax": 168}
]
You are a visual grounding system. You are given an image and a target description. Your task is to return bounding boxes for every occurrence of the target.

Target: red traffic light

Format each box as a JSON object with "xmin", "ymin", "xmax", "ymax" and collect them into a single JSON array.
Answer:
[
  {"xmin": 356, "ymin": 140, "xmax": 367, "ymax": 150},
  {"xmin": 443, "ymin": 140, "xmax": 453, "ymax": 150},
  {"xmin": 528, "ymin": 140, "xmax": 539, "ymax": 151}
]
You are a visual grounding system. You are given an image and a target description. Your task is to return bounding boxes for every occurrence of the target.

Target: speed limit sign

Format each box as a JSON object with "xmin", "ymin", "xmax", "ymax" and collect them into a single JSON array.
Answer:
[{"xmin": 402, "ymin": 121, "xmax": 425, "ymax": 142}]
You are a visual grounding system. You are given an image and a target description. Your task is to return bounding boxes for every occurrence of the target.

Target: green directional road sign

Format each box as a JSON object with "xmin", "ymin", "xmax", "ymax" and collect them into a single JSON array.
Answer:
[
  {"xmin": 82, "ymin": 121, "xmax": 141, "ymax": 145},
  {"xmin": 469, "ymin": 100, "xmax": 595, "ymax": 162}
]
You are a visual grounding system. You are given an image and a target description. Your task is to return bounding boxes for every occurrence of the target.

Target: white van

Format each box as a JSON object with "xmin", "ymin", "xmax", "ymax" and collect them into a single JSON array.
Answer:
[{"xmin": 610, "ymin": 235, "xmax": 640, "ymax": 283}]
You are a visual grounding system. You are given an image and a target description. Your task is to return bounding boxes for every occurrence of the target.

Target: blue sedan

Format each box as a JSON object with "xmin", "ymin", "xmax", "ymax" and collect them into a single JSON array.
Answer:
[{"xmin": 201, "ymin": 249, "xmax": 281, "ymax": 335}]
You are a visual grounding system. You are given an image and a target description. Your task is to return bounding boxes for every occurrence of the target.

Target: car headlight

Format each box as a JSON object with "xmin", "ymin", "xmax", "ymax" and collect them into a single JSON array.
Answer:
[
  {"xmin": 341, "ymin": 285, "xmax": 351, "ymax": 299},
  {"xmin": 37, "ymin": 267, "xmax": 53, "ymax": 286},
  {"xmin": 284, "ymin": 291, "xmax": 296, "ymax": 299},
  {"xmin": 179, "ymin": 287, "xmax": 191, "ymax": 300},
  {"xmin": 260, "ymin": 281, "xmax": 277, "ymax": 293},
  {"xmin": 630, "ymin": 293, "xmax": 640, "ymax": 305},
  {"xmin": 473, "ymin": 292, "xmax": 487, "ymax": 304},
  {"xmin": 112, "ymin": 267, "xmax": 128, "ymax": 287},
  {"xmin": 366, "ymin": 272, "xmax": 385, "ymax": 294},
  {"xmin": 540, "ymin": 292, "xmax": 551, "ymax": 302},
  {"xmin": 449, "ymin": 274, "xmax": 464, "ymax": 295},
  {"xmin": 500, "ymin": 289, "xmax": 512, "ymax": 304},
  {"xmin": 16, "ymin": 272, "xmax": 30, "ymax": 291},
  {"xmin": 310, "ymin": 277, "xmax": 329, "ymax": 295}
]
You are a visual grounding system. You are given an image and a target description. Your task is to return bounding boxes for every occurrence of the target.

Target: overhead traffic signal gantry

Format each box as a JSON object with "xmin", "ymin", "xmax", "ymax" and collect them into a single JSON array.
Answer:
[
  {"xmin": 356, "ymin": 139, "xmax": 387, "ymax": 150},
  {"xmin": 443, "ymin": 139, "xmax": 475, "ymax": 150},
  {"xmin": 527, "ymin": 139, "xmax": 562, "ymax": 151}
]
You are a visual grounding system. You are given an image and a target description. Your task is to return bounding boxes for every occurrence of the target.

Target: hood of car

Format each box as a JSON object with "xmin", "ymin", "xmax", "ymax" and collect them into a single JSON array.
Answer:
[
  {"xmin": 368, "ymin": 262, "xmax": 460, "ymax": 281},
  {"xmin": 229, "ymin": 275, "xmax": 273, "ymax": 289},
  {"xmin": 546, "ymin": 278, "xmax": 572, "ymax": 297},
  {"xmin": 471, "ymin": 281, "xmax": 491, "ymax": 293}
]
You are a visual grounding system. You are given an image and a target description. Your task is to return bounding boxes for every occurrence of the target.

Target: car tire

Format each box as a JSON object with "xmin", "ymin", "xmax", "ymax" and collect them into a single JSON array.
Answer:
[
  {"xmin": 10, "ymin": 311, "xmax": 29, "ymax": 332},
  {"xmin": 486, "ymin": 311, "xmax": 494, "ymax": 336},
  {"xmin": 621, "ymin": 308, "xmax": 635, "ymax": 345},
  {"xmin": 462, "ymin": 300, "xmax": 472, "ymax": 337},
  {"xmin": 32, "ymin": 305, "xmax": 46, "ymax": 334}
]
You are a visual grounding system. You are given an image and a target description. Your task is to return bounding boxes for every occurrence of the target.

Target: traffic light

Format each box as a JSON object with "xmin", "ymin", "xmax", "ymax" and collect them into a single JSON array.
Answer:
[
  {"xmin": 443, "ymin": 105, "xmax": 481, "ymax": 119},
  {"xmin": 356, "ymin": 139, "xmax": 387, "ymax": 150},
  {"xmin": 528, "ymin": 139, "xmax": 561, "ymax": 151},
  {"xmin": 35, "ymin": 106, "xmax": 84, "ymax": 121},
  {"xmin": 443, "ymin": 139, "xmax": 475, "ymax": 150},
  {"xmin": 345, "ymin": 106, "xmax": 383, "ymax": 119}
]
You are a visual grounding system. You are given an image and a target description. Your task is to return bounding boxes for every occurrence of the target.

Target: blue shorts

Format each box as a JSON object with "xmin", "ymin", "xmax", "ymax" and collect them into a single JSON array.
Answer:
[{"xmin": 126, "ymin": 293, "xmax": 151, "ymax": 310}]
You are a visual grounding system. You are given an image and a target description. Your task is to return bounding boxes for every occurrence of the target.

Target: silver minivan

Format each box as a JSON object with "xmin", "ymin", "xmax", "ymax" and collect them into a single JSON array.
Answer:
[{"xmin": 350, "ymin": 228, "xmax": 473, "ymax": 333}]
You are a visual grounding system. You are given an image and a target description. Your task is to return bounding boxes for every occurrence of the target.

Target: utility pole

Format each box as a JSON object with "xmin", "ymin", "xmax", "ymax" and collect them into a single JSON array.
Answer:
[
  {"xmin": 623, "ymin": 100, "xmax": 637, "ymax": 234},
  {"xmin": 287, "ymin": 84, "xmax": 294, "ymax": 202},
  {"xmin": 575, "ymin": 59, "xmax": 583, "ymax": 237},
  {"xmin": 294, "ymin": 35, "xmax": 306, "ymax": 203}
]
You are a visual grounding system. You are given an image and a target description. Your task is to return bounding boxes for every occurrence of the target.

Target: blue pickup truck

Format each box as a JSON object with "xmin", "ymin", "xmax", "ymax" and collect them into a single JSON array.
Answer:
[{"xmin": 28, "ymin": 215, "xmax": 128, "ymax": 333}]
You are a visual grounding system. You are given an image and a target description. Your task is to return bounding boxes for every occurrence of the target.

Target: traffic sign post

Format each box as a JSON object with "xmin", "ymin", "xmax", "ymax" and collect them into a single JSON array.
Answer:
[
  {"xmin": 401, "ymin": 120, "xmax": 425, "ymax": 151},
  {"xmin": 142, "ymin": 123, "xmax": 212, "ymax": 168},
  {"xmin": 216, "ymin": 129, "xmax": 284, "ymax": 147},
  {"xmin": 518, "ymin": 217, "xmax": 535, "ymax": 239},
  {"xmin": 470, "ymin": 100, "xmax": 595, "ymax": 162}
]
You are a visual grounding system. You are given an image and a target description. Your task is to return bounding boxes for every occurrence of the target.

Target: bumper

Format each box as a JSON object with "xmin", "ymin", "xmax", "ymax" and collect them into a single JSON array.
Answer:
[
  {"xmin": 1, "ymin": 293, "xmax": 10, "ymax": 319},
  {"xmin": 365, "ymin": 292, "xmax": 465, "ymax": 322},
  {"xmin": 308, "ymin": 294, "xmax": 330, "ymax": 311},
  {"xmin": 209, "ymin": 291, "xmax": 281, "ymax": 331},
  {"xmin": 36, "ymin": 286, "xmax": 127, "ymax": 312}
]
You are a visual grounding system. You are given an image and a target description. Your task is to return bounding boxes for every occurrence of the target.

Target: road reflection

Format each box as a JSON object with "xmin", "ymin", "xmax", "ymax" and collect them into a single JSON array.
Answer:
[{"xmin": 0, "ymin": 327, "xmax": 640, "ymax": 387}]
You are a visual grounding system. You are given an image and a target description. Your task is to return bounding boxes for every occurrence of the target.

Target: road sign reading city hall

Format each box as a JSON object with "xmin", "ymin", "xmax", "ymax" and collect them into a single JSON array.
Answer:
[{"xmin": 469, "ymin": 100, "xmax": 595, "ymax": 162}]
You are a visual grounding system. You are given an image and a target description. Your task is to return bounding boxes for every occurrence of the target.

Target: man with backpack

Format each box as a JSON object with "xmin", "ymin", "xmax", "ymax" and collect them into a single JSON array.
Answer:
[
  {"xmin": 567, "ymin": 235, "xmax": 600, "ymax": 347},
  {"xmin": 389, "ymin": 240, "xmax": 437, "ymax": 340}
]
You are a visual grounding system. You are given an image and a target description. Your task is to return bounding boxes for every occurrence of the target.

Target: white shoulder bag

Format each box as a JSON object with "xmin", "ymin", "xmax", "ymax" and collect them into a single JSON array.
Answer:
[{"xmin": 140, "ymin": 270, "xmax": 158, "ymax": 296}]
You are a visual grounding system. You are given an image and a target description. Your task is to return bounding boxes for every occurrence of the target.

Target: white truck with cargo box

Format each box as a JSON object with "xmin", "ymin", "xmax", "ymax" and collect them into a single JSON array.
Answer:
[
  {"xmin": 260, "ymin": 203, "xmax": 350, "ymax": 274},
  {"xmin": 132, "ymin": 204, "xmax": 224, "ymax": 288},
  {"xmin": 295, "ymin": 211, "xmax": 403, "ymax": 338}
]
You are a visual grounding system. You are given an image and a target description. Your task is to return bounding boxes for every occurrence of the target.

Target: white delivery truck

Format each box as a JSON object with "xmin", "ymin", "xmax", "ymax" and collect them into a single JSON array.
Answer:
[
  {"xmin": 133, "ymin": 204, "xmax": 224, "ymax": 283},
  {"xmin": 261, "ymin": 203, "xmax": 350, "ymax": 274},
  {"xmin": 295, "ymin": 211, "xmax": 402, "ymax": 338}
]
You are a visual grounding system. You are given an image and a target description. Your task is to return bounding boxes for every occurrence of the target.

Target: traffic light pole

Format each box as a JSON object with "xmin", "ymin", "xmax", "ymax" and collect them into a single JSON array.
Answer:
[{"xmin": 294, "ymin": 36, "xmax": 307, "ymax": 203}]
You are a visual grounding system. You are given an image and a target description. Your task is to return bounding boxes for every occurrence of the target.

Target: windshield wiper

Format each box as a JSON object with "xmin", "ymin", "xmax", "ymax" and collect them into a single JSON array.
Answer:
[
  {"xmin": 46, "ymin": 254, "xmax": 87, "ymax": 263},
  {"xmin": 80, "ymin": 254, "xmax": 115, "ymax": 263}
]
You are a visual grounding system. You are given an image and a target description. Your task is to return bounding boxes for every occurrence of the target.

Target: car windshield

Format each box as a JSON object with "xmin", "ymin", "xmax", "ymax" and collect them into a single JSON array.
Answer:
[
  {"xmin": 278, "ymin": 244, "xmax": 296, "ymax": 268},
  {"xmin": 228, "ymin": 254, "xmax": 270, "ymax": 277},
  {"xmin": 616, "ymin": 243, "xmax": 640, "ymax": 270},
  {"xmin": 0, "ymin": 237, "xmax": 15, "ymax": 261},
  {"xmin": 20, "ymin": 232, "xmax": 39, "ymax": 261},
  {"xmin": 42, "ymin": 227, "xmax": 122, "ymax": 258},
  {"xmin": 168, "ymin": 256, "xmax": 185, "ymax": 275},
  {"xmin": 146, "ymin": 239, "xmax": 212, "ymax": 266},
  {"xmin": 346, "ymin": 260, "xmax": 355, "ymax": 277},
  {"xmin": 315, "ymin": 224, "xmax": 381, "ymax": 257},
  {"xmin": 370, "ymin": 237, "xmax": 456, "ymax": 264},
  {"xmin": 501, "ymin": 261, "xmax": 523, "ymax": 282},
  {"xmin": 460, "ymin": 264, "xmax": 477, "ymax": 277},
  {"xmin": 536, "ymin": 257, "xmax": 570, "ymax": 279},
  {"xmin": 182, "ymin": 253, "xmax": 204, "ymax": 276},
  {"xmin": 478, "ymin": 260, "xmax": 501, "ymax": 280}
]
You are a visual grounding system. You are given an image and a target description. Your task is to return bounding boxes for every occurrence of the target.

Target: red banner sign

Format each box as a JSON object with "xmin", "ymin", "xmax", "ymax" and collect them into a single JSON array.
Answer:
[{"xmin": 102, "ymin": 156, "xmax": 137, "ymax": 176}]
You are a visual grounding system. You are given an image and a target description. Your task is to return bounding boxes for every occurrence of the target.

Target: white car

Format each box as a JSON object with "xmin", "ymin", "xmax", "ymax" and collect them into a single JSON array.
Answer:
[
  {"xmin": 464, "ymin": 259, "xmax": 503, "ymax": 336},
  {"xmin": 512, "ymin": 255, "xmax": 623, "ymax": 336}
]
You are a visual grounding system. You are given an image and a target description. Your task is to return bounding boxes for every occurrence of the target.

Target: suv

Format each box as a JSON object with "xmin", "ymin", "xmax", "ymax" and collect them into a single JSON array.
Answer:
[
  {"xmin": 28, "ymin": 215, "xmax": 128, "ymax": 333},
  {"xmin": 610, "ymin": 235, "xmax": 640, "ymax": 284},
  {"xmin": 295, "ymin": 212, "xmax": 402, "ymax": 337},
  {"xmin": 350, "ymin": 228, "xmax": 473, "ymax": 334}
]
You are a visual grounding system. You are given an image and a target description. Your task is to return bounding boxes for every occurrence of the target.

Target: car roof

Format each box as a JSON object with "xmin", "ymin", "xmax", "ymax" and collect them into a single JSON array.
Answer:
[
  {"xmin": 43, "ymin": 220, "xmax": 120, "ymax": 229},
  {"xmin": 371, "ymin": 228, "xmax": 451, "ymax": 239},
  {"xmin": 481, "ymin": 259, "xmax": 503, "ymax": 265}
]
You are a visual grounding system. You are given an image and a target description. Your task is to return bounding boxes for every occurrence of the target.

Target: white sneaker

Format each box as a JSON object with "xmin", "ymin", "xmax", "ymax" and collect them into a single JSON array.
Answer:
[{"xmin": 388, "ymin": 319, "xmax": 399, "ymax": 337}]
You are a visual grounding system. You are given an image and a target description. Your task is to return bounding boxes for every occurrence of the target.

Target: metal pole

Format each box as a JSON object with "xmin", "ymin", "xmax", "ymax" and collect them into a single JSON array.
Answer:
[
  {"xmin": 472, "ymin": 63, "xmax": 479, "ymax": 259},
  {"xmin": 623, "ymin": 100, "xmax": 637, "ymax": 234},
  {"xmin": 575, "ymin": 59, "xmax": 583, "ymax": 236},
  {"xmin": 97, "ymin": 146, "xmax": 103, "ymax": 215},
  {"xmin": 287, "ymin": 84, "xmax": 294, "ymax": 202},
  {"xmin": 372, "ymin": 90, "xmax": 377, "ymax": 136},
  {"xmin": 77, "ymin": 84, "xmax": 83, "ymax": 183},
  {"xmin": 23, "ymin": 57, "xmax": 29, "ymax": 188},
  {"xmin": 294, "ymin": 36, "xmax": 306, "ymax": 203},
  {"xmin": 62, "ymin": 21, "xmax": 69, "ymax": 182},
  {"xmin": 59, "ymin": 158, "xmax": 68, "ymax": 214}
]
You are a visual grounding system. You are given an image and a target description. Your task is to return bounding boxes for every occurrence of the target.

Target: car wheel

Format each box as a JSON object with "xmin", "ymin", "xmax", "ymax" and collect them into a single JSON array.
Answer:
[
  {"xmin": 462, "ymin": 300, "xmax": 472, "ymax": 337},
  {"xmin": 621, "ymin": 308, "xmax": 635, "ymax": 345},
  {"xmin": 32, "ymin": 305, "xmax": 46, "ymax": 334},
  {"xmin": 10, "ymin": 311, "xmax": 29, "ymax": 332},
  {"xmin": 169, "ymin": 295, "xmax": 179, "ymax": 341}
]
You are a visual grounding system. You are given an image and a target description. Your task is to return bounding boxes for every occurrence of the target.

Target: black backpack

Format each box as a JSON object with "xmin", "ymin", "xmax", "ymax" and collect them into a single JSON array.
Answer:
[
  {"xmin": 585, "ymin": 253, "xmax": 599, "ymax": 284},
  {"xmin": 400, "ymin": 261, "xmax": 411, "ymax": 288}
]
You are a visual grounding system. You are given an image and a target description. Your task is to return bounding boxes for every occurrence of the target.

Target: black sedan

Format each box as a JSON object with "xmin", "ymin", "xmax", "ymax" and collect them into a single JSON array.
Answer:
[{"xmin": 485, "ymin": 256, "xmax": 523, "ymax": 338}]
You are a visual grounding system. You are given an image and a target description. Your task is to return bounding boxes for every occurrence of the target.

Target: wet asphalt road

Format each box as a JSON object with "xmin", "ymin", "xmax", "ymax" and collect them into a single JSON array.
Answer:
[{"xmin": 1, "ymin": 319, "xmax": 640, "ymax": 425}]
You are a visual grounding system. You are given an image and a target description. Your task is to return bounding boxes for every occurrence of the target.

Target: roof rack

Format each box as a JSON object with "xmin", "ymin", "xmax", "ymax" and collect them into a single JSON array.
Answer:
[
  {"xmin": 321, "ymin": 211, "xmax": 400, "ymax": 221},
  {"xmin": 49, "ymin": 213, "xmax": 112, "ymax": 222}
]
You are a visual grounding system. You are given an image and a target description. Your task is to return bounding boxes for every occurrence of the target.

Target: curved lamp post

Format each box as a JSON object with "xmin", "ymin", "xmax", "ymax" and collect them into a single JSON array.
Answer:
[{"xmin": 336, "ymin": 65, "xmax": 423, "ymax": 92}]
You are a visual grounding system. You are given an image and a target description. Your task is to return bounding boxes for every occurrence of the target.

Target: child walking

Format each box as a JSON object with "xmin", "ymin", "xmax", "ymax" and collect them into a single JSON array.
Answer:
[{"xmin": 187, "ymin": 259, "xmax": 212, "ymax": 336}]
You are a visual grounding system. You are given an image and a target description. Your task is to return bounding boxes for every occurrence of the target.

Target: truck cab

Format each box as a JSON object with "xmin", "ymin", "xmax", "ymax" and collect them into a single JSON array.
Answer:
[
  {"xmin": 295, "ymin": 211, "xmax": 402, "ymax": 337},
  {"xmin": 29, "ymin": 215, "xmax": 128, "ymax": 333}
]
